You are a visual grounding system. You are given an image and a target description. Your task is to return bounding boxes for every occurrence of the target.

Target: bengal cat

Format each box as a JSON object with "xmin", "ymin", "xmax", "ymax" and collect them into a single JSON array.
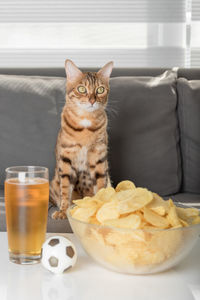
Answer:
[{"xmin": 50, "ymin": 59, "xmax": 113, "ymax": 219}]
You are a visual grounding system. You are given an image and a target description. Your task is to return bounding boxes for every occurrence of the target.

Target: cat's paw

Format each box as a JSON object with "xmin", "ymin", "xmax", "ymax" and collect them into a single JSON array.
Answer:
[{"xmin": 52, "ymin": 210, "xmax": 67, "ymax": 220}]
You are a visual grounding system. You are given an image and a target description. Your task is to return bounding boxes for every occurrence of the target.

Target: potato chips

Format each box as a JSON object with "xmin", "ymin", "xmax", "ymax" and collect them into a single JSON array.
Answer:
[
  {"xmin": 115, "ymin": 180, "xmax": 136, "ymax": 192},
  {"xmin": 72, "ymin": 206, "xmax": 97, "ymax": 223},
  {"xmin": 117, "ymin": 188, "xmax": 153, "ymax": 214},
  {"xmin": 71, "ymin": 180, "xmax": 200, "ymax": 229},
  {"xmin": 146, "ymin": 193, "xmax": 169, "ymax": 216},
  {"xmin": 104, "ymin": 214, "xmax": 141, "ymax": 229},
  {"xmin": 96, "ymin": 201, "xmax": 120, "ymax": 223},
  {"xmin": 70, "ymin": 180, "xmax": 200, "ymax": 270},
  {"xmin": 167, "ymin": 200, "xmax": 182, "ymax": 227},
  {"xmin": 143, "ymin": 207, "xmax": 169, "ymax": 229}
]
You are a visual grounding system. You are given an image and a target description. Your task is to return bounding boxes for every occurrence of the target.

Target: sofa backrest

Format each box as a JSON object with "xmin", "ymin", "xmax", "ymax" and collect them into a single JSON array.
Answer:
[
  {"xmin": 0, "ymin": 75, "xmax": 65, "ymax": 184},
  {"xmin": 1, "ymin": 67, "xmax": 200, "ymax": 80},
  {"xmin": 108, "ymin": 71, "xmax": 181, "ymax": 196},
  {"xmin": 177, "ymin": 78, "xmax": 200, "ymax": 194}
]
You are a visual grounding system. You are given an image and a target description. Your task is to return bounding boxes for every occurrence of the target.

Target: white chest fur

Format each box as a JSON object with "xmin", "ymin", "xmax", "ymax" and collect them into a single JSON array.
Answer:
[
  {"xmin": 77, "ymin": 146, "xmax": 88, "ymax": 171},
  {"xmin": 79, "ymin": 118, "xmax": 91, "ymax": 128}
]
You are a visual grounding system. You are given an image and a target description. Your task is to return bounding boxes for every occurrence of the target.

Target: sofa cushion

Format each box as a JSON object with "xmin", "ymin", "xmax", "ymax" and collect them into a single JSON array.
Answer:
[
  {"xmin": 177, "ymin": 78, "xmax": 200, "ymax": 193},
  {"xmin": 0, "ymin": 74, "xmax": 65, "ymax": 185},
  {"xmin": 108, "ymin": 70, "xmax": 181, "ymax": 196},
  {"xmin": 170, "ymin": 193, "xmax": 200, "ymax": 208},
  {"xmin": 48, "ymin": 205, "xmax": 72, "ymax": 233}
]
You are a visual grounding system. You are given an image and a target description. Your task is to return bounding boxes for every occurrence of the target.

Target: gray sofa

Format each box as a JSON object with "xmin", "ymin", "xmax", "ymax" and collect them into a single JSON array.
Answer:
[{"xmin": 0, "ymin": 67, "xmax": 200, "ymax": 233}]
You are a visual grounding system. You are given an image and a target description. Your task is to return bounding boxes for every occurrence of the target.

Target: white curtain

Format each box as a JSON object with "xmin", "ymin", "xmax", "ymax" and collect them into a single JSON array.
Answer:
[{"xmin": 0, "ymin": 0, "xmax": 198, "ymax": 68}]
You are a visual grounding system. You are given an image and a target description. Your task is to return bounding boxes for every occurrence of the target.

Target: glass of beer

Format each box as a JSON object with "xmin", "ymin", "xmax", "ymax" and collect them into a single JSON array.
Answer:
[{"xmin": 5, "ymin": 166, "xmax": 49, "ymax": 264}]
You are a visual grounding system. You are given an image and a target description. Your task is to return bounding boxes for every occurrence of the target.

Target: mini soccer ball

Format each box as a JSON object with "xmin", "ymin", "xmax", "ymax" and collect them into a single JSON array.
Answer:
[{"xmin": 41, "ymin": 236, "xmax": 77, "ymax": 274}]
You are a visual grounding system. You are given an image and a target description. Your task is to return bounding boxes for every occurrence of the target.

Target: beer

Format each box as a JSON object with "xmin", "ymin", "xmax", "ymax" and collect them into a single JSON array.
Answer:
[{"xmin": 5, "ymin": 177, "xmax": 49, "ymax": 262}]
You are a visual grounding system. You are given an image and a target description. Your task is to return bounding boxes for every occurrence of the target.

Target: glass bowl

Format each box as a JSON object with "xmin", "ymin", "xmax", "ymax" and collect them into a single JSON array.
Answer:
[{"xmin": 67, "ymin": 203, "xmax": 200, "ymax": 275}]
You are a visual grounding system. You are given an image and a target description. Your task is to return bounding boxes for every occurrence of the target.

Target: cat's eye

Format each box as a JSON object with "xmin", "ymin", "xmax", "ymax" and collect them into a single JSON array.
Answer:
[
  {"xmin": 77, "ymin": 86, "xmax": 87, "ymax": 94},
  {"xmin": 96, "ymin": 86, "xmax": 105, "ymax": 94}
]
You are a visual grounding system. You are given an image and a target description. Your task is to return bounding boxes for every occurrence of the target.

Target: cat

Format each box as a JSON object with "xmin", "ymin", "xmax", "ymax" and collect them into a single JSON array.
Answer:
[{"xmin": 50, "ymin": 59, "xmax": 113, "ymax": 219}]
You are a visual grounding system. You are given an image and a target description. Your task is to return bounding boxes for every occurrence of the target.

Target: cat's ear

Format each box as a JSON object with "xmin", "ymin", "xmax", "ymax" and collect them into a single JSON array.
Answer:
[
  {"xmin": 97, "ymin": 61, "xmax": 114, "ymax": 81},
  {"xmin": 65, "ymin": 59, "xmax": 83, "ymax": 82}
]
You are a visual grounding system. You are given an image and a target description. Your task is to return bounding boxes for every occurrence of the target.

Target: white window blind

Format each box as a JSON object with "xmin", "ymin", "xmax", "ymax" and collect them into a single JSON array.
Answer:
[
  {"xmin": 191, "ymin": 0, "xmax": 200, "ymax": 67},
  {"xmin": 0, "ymin": 0, "xmax": 198, "ymax": 68}
]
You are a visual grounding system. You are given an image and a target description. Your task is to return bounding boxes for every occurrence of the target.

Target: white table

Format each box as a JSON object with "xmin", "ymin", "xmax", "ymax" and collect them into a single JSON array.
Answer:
[{"xmin": 0, "ymin": 232, "xmax": 199, "ymax": 300}]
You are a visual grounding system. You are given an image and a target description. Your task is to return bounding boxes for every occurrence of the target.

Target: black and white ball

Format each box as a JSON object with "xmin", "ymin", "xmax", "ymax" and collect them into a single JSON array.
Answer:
[{"xmin": 41, "ymin": 236, "xmax": 77, "ymax": 274}]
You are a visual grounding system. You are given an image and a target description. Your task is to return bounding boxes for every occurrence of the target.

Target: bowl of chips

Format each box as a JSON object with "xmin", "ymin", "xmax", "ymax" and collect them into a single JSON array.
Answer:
[{"xmin": 67, "ymin": 181, "xmax": 200, "ymax": 274}]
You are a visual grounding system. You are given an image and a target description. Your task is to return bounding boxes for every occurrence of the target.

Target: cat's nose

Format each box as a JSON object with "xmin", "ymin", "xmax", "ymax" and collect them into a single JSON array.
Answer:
[{"xmin": 89, "ymin": 98, "xmax": 96, "ymax": 105}]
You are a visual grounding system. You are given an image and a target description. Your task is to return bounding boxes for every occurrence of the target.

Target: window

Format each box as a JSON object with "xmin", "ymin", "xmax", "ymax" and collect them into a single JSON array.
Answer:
[
  {"xmin": 0, "ymin": 0, "xmax": 199, "ymax": 68},
  {"xmin": 191, "ymin": 0, "xmax": 200, "ymax": 66}
]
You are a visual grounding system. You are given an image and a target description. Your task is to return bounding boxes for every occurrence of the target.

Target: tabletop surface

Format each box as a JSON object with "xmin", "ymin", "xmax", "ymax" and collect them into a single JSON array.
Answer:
[{"xmin": 0, "ymin": 232, "xmax": 199, "ymax": 300}]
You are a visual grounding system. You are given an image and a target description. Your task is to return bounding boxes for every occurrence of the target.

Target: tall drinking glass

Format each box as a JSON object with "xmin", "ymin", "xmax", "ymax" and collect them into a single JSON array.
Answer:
[{"xmin": 5, "ymin": 166, "xmax": 49, "ymax": 264}]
